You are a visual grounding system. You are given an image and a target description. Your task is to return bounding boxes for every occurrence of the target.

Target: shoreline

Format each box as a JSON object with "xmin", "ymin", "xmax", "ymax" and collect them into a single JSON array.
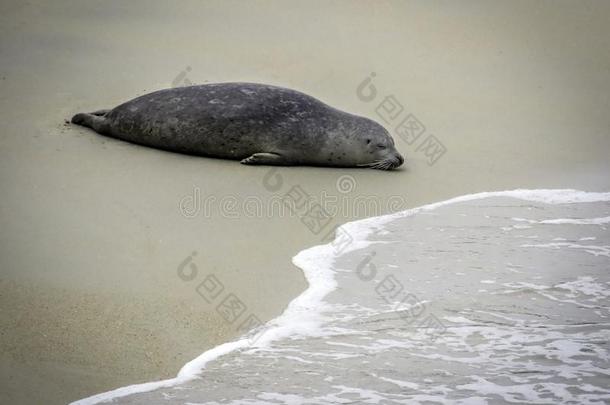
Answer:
[{"xmin": 71, "ymin": 188, "xmax": 610, "ymax": 404}]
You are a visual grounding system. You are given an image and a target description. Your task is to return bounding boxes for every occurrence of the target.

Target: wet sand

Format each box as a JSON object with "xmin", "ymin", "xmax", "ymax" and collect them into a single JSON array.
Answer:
[{"xmin": 1, "ymin": 0, "xmax": 609, "ymax": 404}]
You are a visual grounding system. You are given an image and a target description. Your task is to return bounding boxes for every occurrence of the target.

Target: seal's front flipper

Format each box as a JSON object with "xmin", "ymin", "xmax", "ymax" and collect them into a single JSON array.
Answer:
[{"xmin": 240, "ymin": 153, "xmax": 285, "ymax": 166}]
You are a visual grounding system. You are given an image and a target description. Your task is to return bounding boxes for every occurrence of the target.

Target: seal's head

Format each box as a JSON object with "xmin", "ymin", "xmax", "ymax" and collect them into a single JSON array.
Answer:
[{"xmin": 344, "ymin": 116, "xmax": 404, "ymax": 170}]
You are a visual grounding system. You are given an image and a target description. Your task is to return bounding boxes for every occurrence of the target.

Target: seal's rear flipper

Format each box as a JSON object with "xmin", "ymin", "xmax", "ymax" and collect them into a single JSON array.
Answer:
[
  {"xmin": 240, "ymin": 152, "xmax": 285, "ymax": 165},
  {"xmin": 71, "ymin": 112, "xmax": 109, "ymax": 134}
]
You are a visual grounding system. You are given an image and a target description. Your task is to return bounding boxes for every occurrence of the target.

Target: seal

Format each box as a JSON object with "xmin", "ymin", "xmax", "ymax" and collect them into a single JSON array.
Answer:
[{"xmin": 71, "ymin": 83, "xmax": 404, "ymax": 170}]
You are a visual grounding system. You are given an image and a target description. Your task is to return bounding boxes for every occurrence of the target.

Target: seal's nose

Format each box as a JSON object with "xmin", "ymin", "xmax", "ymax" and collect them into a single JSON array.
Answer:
[{"xmin": 395, "ymin": 153, "xmax": 404, "ymax": 167}]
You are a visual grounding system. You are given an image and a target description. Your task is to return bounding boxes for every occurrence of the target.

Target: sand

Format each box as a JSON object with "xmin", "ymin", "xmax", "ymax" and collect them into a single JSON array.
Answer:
[{"xmin": 0, "ymin": 0, "xmax": 609, "ymax": 404}]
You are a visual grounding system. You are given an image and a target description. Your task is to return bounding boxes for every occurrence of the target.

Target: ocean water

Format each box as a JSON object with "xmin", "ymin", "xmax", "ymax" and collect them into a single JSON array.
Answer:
[{"xmin": 74, "ymin": 190, "xmax": 610, "ymax": 405}]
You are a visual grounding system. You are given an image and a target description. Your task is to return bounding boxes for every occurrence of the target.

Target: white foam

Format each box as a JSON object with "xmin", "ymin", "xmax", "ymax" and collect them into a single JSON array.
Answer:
[
  {"xmin": 512, "ymin": 216, "xmax": 610, "ymax": 225},
  {"xmin": 374, "ymin": 374, "xmax": 420, "ymax": 389},
  {"xmin": 70, "ymin": 189, "xmax": 610, "ymax": 404},
  {"xmin": 522, "ymin": 242, "xmax": 610, "ymax": 258}
]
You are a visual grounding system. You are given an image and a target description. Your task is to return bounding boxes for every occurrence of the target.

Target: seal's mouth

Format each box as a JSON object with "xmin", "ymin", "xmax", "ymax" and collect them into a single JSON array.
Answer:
[{"xmin": 359, "ymin": 154, "xmax": 404, "ymax": 170}]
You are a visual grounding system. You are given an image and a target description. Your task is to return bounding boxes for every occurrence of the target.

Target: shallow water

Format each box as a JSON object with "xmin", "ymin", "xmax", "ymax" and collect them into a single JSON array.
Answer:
[{"xmin": 77, "ymin": 190, "xmax": 610, "ymax": 404}]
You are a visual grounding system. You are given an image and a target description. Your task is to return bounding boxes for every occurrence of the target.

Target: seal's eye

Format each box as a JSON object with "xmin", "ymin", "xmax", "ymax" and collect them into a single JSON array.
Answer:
[
  {"xmin": 377, "ymin": 144, "xmax": 386, "ymax": 149},
  {"xmin": 366, "ymin": 139, "xmax": 371, "ymax": 144}
]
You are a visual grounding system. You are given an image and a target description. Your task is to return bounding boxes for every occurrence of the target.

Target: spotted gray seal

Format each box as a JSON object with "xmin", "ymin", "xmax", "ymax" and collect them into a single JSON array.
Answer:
[{"xmin": 71, "ymin": 83, "xmax": 404, "ymax": 170}]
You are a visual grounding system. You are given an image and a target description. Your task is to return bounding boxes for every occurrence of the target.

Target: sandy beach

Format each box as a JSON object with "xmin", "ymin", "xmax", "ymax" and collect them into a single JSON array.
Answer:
[{"xmin": 1, "ymin": 1, "xmax": 609, "ymax": 404}]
